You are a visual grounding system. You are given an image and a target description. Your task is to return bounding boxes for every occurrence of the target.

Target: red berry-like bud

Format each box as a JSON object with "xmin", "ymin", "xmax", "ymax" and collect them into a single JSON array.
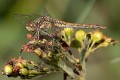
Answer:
[{"xmin": 27, "ymin": 34, "xmax": 33, "ymax": 40}]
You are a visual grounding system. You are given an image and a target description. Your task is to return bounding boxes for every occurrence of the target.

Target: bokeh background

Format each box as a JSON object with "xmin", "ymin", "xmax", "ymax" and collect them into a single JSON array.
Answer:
[{"xmin": 0, "ymin": 0, "xmax": 120, "ymax": 80}]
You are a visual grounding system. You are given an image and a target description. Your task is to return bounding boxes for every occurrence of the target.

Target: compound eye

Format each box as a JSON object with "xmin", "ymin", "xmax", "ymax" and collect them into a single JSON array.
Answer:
[
  {"xmin": 28, "ymin": 21, "xmax": 33, "ymax": 27},
  {"xmin": 26, "ymin": 21, "xmax": 35, "ymax": 31},
  {"xmin": 29, "ymin": 23, "xmax": 33, "ymax": 27}
]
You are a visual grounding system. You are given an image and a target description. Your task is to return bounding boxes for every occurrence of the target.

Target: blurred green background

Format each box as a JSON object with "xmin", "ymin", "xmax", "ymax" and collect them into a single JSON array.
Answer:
[{"xmin": 0, "ymin": 0, "xmax": 120, "ymax": 80}]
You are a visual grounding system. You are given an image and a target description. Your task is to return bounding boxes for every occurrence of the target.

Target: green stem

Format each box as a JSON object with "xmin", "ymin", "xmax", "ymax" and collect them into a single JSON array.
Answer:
[
  {"xmin": 78, "ymin": 61, "xmax": 86, "ymax": 80},
  {"xmin": 58, "ymin": 59, "xmax": 78, "ymax": 79},
  {"xmin": 76, "ymin": 0, "xmax": 96, "ymax": 80}
]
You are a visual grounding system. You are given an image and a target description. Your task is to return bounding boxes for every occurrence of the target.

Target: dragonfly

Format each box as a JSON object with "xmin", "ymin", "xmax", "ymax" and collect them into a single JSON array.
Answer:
[
  {"xmin": 26, "ymin": 15, "xmax": 106, "ymax": 39},
  {"xmin": 14, "ymin": 8, "xmax": 106, "ymax": 39}
]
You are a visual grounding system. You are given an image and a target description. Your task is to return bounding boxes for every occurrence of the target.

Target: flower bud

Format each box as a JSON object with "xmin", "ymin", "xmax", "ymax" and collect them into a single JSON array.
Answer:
[
  {"xmin": 34, "ymin": 48, "xmax": 42, "ymax": 56},
  {"xmin": 27, "ymin": 34, "xmax": 33, "ymax": 40},
  {"xmin": 63, "ymin": 28, "xmax": 74, "ymax": 36},
  {"xmin": 75, "ymin": 59, "xmax": 80, "ymax": 64},
  {"xmin": 19, "ymin": 68, "xmax": 29, "ymax": 76},
  {"xmin": 22, "ymin": 61, "xmax": 28, "ymax": 68},
  {"xmin": 102, "ymin": 36, "xmax": 112, "ymax": 47},
  {"xmin": 15, "ymin": 62, "xmax": 24, "ymax": 68},
  {"xmin": 75, "ymin": 30, "xmax": 86, "ymax": 42},
  {"xmin": 92, "ymin": 31, "xmax": 103, "ymax": 42},
  {"xmin": 3, "ymin": 65, "xmax": 13, "ymax": 75}
]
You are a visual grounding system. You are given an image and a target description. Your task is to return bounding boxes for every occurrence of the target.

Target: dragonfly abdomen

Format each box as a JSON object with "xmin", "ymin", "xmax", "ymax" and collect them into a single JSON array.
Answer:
[{"xmin": 53, "ymin": 20, "xmax": 106, "ymax": 29}]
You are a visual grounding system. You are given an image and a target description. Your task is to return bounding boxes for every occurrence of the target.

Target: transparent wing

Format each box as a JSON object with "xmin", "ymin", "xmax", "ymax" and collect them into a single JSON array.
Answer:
[
  {"xmin": 38, "ymin": 8, "xmax": 62, "ymax": 37},
  {"xmin": 13, "ymin": 14, "xmax": 32, "ymax": 25},
  {"xmin": 13, "ymin": 13, "xmax": 42, "ymax": 25},
  {"xmin": 40, "ymin": 8, "xmax": 51, "ymax": 17}
]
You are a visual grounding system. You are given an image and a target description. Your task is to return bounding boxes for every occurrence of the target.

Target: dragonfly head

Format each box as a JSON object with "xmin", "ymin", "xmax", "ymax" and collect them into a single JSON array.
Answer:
[{"xmin": 26, "ymin": 20, "xmax": 36, "ymax": 31}]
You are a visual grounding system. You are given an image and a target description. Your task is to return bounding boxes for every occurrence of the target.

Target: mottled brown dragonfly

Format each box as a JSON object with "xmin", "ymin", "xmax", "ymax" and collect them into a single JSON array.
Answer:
[
  {"xmin": 25, "ymin": 15, "xmax": 106, "ymax": 39},
  {"xmin": 14, "ymin": 8, "xmax": 106, "ymax": 39}
]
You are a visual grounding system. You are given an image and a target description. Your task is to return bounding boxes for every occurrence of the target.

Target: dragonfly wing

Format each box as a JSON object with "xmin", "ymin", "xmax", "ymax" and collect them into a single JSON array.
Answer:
[
  {"xmin": 40, "ymin": 8, "xmax": 51, "ymax": 17},
  {"xmin": 13, "ymin": 14, "xmax": 32, "ymax": 25}
]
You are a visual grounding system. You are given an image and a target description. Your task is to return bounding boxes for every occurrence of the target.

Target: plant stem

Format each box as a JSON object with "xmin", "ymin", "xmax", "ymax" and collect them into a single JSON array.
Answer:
[
  {"xmin": 75, "ymin": 0, "xmax": 96, "ymax": 80},
  {"xmin": 78, "ymin": 61, "xmax": 86, "ymax": 80},
  {"xmin": 58, "ymin": 59, "xmax": 78, "ymax": 79}
]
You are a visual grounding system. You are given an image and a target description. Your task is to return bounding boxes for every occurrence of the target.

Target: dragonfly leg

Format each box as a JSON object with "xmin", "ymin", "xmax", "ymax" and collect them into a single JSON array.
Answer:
[{"xmin": 37, "ymin": 30, "xmax": 40, "ymax": 40}]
